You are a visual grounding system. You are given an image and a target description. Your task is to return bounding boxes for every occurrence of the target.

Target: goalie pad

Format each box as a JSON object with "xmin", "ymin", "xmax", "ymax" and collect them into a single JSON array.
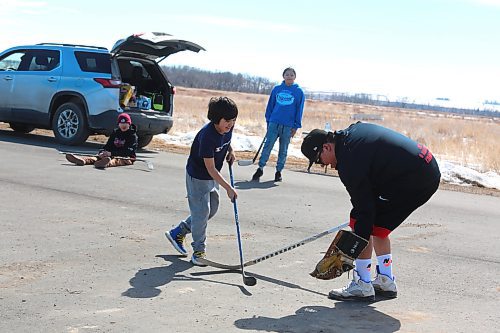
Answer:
[{"xmin": 310, "ymin": 230, "xmax": 368, "ymax": 280}]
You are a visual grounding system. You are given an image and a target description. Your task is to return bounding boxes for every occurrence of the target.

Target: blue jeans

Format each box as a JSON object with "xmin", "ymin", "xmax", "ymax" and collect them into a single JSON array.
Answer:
[
  {"xmin": 258, "ymin": 122, "xmax": 292, "ymax": 172},
  {"xmin": 178, "ymin": 173, "xmax": 219, "ymax": 252}
]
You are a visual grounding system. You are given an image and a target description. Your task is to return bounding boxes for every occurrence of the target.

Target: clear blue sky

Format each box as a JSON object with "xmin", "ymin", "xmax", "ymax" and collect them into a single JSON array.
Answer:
[{"xmin": 1, "ymin": 0, "xmax": 499, "ymax": 106}]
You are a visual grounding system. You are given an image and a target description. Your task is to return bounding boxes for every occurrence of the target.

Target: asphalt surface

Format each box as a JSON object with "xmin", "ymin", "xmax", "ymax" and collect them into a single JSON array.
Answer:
[{"xmin": 1, "ymin": 129, "xmax": 499, "ymax": 333}]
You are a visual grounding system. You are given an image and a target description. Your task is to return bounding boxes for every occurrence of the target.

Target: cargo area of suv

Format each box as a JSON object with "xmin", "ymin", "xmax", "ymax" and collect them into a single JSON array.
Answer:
[{"xmin": 0, "ymin": 32, "xmax": 205, "ymax": 148}]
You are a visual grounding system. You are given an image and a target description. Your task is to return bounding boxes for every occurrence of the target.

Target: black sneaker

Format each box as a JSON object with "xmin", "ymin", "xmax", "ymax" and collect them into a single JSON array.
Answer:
[
  {"xmin": 274, "ymin": 171, "xmax": 282, "ymax": 182},
  {"xmin": 252, "ymin": 168, "xmax": 263, "ymax": 181}
]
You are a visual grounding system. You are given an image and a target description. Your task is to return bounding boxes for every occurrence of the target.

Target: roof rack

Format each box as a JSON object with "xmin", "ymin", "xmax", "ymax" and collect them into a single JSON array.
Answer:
[{"xmin": 37, "ymin": 43, "xmax": 107, "ymax": 50}]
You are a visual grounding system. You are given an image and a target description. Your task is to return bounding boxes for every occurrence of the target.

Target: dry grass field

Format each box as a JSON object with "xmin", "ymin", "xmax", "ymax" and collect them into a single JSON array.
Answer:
[
  {"xmin": 0, "ymin": 86, "xmax": 498, "ymax": 182},
  {"xmin": 171, "ymin": 87, "xmax": 500, "ymax": 173}
]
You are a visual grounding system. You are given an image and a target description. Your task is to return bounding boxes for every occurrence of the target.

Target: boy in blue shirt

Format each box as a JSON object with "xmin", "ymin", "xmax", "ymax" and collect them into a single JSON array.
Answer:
[
  {"xmin": 165, "ymin": 97, "xmax": 238, "ymax": 265},
  {"xmin": 252, "ymin": 67, "xmax": 305, "ymax": 182}
]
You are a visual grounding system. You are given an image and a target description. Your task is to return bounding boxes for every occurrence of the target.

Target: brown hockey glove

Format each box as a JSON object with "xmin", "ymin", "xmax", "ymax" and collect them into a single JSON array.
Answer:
[{"xmin": 310, "ymin": 230, "xmax": 368, "ymax": 280}]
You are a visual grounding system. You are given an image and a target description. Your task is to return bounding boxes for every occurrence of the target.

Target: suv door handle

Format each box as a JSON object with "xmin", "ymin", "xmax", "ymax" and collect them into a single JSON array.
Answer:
[
  {"xmin": 3, "ymin": 75, "xmax": 13, "ymax": 81},
  {"xmin": 48, "ymin": 77, "xmax": 57, "ymax": 82}
]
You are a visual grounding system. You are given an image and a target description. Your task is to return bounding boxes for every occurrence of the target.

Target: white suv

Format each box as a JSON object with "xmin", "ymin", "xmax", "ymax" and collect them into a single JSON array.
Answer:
[{"xmin": 0, "ymin": 32, "xmax": 204, "ymax": 147}]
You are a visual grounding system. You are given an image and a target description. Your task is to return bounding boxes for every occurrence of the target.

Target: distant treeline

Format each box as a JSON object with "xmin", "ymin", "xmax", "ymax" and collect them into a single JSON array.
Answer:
[
  {"xmin": 305, "ymin": 92, "xmax": 500, "ymax": 118},
  {"xmin": 162, "ymin": 65, "xmax": 277, "ymax": 95},
  {"xmin": 162, "ymin": 66, "xmax": 500, "ymax": 118}
]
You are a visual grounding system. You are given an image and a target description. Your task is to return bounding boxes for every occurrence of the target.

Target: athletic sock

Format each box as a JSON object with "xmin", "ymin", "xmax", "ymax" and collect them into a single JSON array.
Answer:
[
  {"xmin": 377, "ymin": 254, "xmax": 393, "ymax": 279},
  {"xmin": 355, "ymin": 259, "xmax": 372, "ymax": 283}
]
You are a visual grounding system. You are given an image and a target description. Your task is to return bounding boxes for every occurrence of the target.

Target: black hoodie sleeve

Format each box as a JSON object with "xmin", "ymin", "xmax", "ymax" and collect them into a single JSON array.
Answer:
[
  {"xmin": 335, "ymin": 125, "xmax": 378, "ymax": 240},
  {"xmin": 338, "ymin": 154, "xmax": 376, "ymax": 240}
]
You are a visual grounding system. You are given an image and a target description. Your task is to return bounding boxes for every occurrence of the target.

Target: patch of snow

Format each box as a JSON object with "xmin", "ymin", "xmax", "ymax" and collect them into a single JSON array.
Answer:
[
  {"xmin": 438, "ymin": 160, "xmax": 500, "ymax": 190},
  {"xmin": 156, "ymin": 131, "xmax": 500, "ymax": 190}
]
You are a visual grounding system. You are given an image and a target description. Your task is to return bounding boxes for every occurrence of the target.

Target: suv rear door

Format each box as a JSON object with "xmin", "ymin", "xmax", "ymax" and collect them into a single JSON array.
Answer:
[
  {"xmin": 110, "ymin": 32, "xmax": 205, "ymax": 60},
  {"xmin": 9, "ymin": 49, "xmax": 61, "ymax": 125}
]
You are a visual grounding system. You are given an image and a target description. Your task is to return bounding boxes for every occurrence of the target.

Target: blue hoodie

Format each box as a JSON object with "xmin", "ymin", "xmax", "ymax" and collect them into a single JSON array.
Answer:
[{"xmin": 265, "ymin": 81, "xmax": 305, "ymax": 129}]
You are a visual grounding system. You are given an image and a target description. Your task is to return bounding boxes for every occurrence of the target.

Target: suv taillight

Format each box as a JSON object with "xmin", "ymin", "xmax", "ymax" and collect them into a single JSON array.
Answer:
[
  {"xmin": 172, "ymin": 86, "xmax": 176, "ymax": 95},
  {"xmin": 94, "ymin": 78, "xmax": 122, "ymax": 88}
]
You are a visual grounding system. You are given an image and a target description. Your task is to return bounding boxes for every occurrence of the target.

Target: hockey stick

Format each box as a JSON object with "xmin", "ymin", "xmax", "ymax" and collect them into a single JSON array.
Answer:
[
  {"xmin": 237, "ymin": 136, "xmax": 266, "ymax": 166},
  {"xmin": 198, "ymin": 221, "xmax": 349, "ymax": 270},
  {"xmin": 228, "ymin": 163, "xmax": 257, "ymax": 286},
  {"xmin": 59, "ymin": 151, "xmax": 154, "ymax": 170}
]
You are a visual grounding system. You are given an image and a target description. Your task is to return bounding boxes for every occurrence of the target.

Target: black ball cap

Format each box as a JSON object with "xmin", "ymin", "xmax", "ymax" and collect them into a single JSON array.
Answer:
[{"xmin": 301, "ymin": 129, "xmax": 328, "ymax": 171}]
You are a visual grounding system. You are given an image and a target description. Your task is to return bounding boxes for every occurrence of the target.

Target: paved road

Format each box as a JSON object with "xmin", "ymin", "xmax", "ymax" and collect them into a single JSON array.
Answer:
[{"xmin": 1, "ymin": 130, "xmax": 499, "ymax": 333}]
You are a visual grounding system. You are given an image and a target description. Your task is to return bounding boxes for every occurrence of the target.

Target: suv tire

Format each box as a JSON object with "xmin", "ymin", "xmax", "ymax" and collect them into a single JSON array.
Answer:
[
  {"xmin": 9, "ymin": 123, "xmax": 35, "ymax": 134},
  {"xmin": 137, "ymin": 135, "xmax": 153, "ymax": 149},
  {"xmin": 52, "ymin": 102, "xmax": 90, "ymax": 146}
]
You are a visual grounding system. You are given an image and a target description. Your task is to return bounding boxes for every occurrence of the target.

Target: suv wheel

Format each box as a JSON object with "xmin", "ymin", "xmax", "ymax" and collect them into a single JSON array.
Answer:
[
  {"xmin": 9, "ymin": 123, "xmax": 35, "ymax": 133},
  {"xmin": 52, "ymin": 102, "xmax": 90, "ymax": 145},
  {"xmin": 137, "ymin": 135, "xmax": 153, "ymax": 148}
]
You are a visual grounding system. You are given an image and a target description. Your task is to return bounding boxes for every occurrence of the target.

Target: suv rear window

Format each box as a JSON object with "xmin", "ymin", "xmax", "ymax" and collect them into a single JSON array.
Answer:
[{"xmin": 74, "ymin": 51, "xmax": 111, "ymax": 73}]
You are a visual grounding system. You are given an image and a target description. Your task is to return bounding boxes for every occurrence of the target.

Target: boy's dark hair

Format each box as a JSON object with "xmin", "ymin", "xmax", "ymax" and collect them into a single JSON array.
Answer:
[
  {"xmin": 207, "ymin": 97, "xmax": 238, "ymax": 123},
  {"xmin": 282, "ymin": 67, "xmax": 296, "ymax": 77}
]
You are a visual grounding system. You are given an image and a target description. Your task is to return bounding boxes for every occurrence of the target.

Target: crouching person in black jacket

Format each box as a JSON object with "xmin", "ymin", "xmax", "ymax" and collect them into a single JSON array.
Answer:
[{"xmin": 302, "ymin": 122, "xmax": 440, "ymax": 301}]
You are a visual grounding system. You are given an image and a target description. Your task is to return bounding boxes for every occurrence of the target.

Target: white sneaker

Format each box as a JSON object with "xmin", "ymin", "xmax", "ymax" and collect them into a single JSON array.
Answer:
[
  {"xmin": 372, "ymin": 273, "xmax": 398, "ymax": 298},
  {"xmin": 191, "ymin": 251, "xmax": 207, "ymax": 266},
  {"xmin": 328, "ymin": 270, "xmax": 375, "ymax": 301}
]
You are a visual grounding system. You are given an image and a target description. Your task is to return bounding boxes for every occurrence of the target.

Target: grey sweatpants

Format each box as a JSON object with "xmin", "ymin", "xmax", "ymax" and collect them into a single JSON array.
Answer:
[{"xmin": 178, "ymin": 173, "xmax": 220, "ymax": 252}]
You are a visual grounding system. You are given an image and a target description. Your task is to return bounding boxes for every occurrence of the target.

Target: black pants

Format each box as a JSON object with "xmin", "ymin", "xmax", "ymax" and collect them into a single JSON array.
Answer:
[{"xmin": 350, "ymin": 176, "xmax": 440, "ymax": 239}]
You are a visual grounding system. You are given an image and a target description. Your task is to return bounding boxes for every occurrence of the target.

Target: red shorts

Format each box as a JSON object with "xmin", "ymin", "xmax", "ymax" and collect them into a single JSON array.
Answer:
[{"xmin": 349, "ymin": 217, "xmax": 391, "ymax": 238}]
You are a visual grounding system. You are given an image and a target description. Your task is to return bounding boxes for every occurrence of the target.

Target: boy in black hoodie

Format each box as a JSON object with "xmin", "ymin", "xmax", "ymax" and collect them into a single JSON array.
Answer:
[{"xmin": 65, "ymin": 113, "xmax": 138, "ymax": 169}]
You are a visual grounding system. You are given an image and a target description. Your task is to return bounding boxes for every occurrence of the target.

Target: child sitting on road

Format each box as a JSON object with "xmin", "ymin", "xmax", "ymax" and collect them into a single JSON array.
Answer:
[
  {"xmin": 165, "ymin": 97, "xmax": 238, "ymax": 265},
  {"xmin": 65, "ymin": 113, "xmax": 138, "ymax": 169}
]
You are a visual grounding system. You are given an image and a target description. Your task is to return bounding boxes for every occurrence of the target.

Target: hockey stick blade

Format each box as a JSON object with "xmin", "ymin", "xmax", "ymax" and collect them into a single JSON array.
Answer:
[
  {"xmin": 198, "ymin": 222, "xmax": 349, "ymax": 270},
  {"xmin": 198, "ymin": 256, "xmax": 256, "ymax": 285},
  {"xmin": 243, "ymin": 274, "xmax": 257, "ymax": 286},
  {"xmin": 197, "ymin": 257, "xmax": 240, "ymax": 270},
  {"xmin": 237, "ymin": 137, "xmax": 266, "ymax": 167},
  {"xmin": 136, "ymin": 159, "xmax": 154, "ymax": 170},
  {"xmin": 59, "ymin": 151, "xmax": 96, "ymax": 157},
  {"xmin": 237, "ymin": 159, "xmax": 253, "ymax": 166}
]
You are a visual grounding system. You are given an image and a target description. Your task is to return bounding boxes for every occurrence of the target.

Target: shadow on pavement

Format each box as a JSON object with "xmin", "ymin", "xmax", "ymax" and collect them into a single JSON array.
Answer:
[
  {"xmin": 191, "ymin": 270, "xmax": 328, "ymax": 298},
  {"xmin": 123, "ymin": 255, "xmax": 254, "ymax": 298},
  {"xmin": 122, "ymin": 255, "xmax": 192, "ymax": 298},
  {"xmin": 234, "ymin": 180, "xmax": 278, "ymax": 190},
  {"xmin": 0, "ymin": 129, "xmax": 158, "ymax": 155},
  {"xmin": 234, "ymin": 304, "xmax": 401, "ymax": 333},
  {"xmin": 246, "ymin": 272, "xmax": 329, "ymax": 298},
  {"xmin": 0, "ymin": 128, "xmax": 100, "ymax": 150},
  {"xmin": 292, "ymin": 168, "xmax": 338, "ymax": 178}
]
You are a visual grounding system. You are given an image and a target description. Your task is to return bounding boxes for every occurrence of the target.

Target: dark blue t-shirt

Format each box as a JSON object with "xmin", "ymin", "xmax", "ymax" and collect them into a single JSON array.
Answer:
[{"xmin": 186, "ymin": 122, "xmax": 232, "ymax": 180}]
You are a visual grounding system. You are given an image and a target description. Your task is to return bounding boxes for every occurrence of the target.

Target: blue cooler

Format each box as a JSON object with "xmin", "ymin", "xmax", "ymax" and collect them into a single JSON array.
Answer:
[{"xmin": 137, "ymin": 95, "xmax": 152, "ymax": 110}]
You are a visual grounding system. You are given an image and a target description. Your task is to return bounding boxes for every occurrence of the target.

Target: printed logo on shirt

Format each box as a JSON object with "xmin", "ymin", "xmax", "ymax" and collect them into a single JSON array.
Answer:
[
  {"xmin": 215, "ymin": 140, "xmax": 230, "ymax": 153},
  {"xmin": 417, "ymin": 143, "xmax": 433, "ymax": 164},
  {"xmin": 366, "ymin": 263, "xmax": 371, "ymax": 271},
  {"xmin": 383, "ymin": 258, "xmax": 392, "ymax": 267},
  {"xmin": 276, "ymin": 90, "xmax": 294, "ymax": 106},
  {"xmin": 114, "ymin": 138, "xmax": 126, "ymax": 148}
]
